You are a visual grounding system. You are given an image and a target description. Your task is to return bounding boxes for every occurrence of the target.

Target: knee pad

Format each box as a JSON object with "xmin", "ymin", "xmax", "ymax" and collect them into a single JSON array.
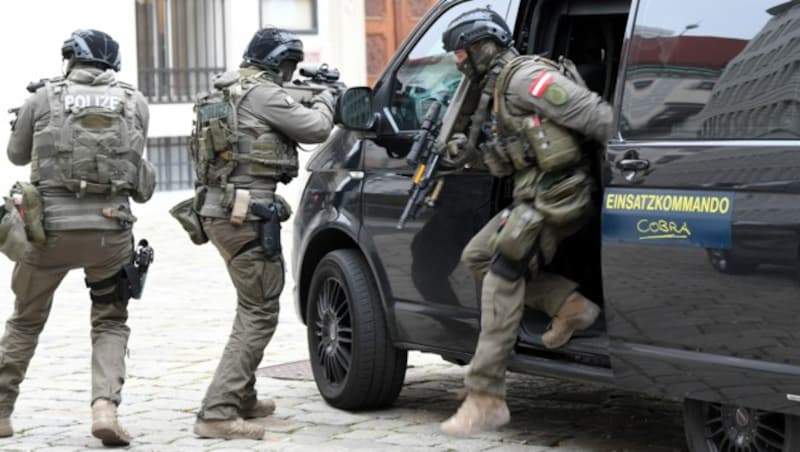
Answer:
[{"xmin": 490, "ymin": 254, "xmax": 528, "ymax": 281}]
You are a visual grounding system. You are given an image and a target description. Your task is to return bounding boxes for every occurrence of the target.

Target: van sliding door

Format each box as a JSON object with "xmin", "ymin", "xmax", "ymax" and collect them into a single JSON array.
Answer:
[{"xmin": 603, "ymin": 0, "xmax": 800, "ymax": 416}]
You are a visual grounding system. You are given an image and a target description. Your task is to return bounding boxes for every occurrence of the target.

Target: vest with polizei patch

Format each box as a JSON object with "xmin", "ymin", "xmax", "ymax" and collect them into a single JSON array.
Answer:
[
  {"xmin": 192, "ymin": 70, "xmax": 298, "ymax": 192},
  {"xmin": 31, "ymin": 78, "xmax": 142, "ymax": 231}
]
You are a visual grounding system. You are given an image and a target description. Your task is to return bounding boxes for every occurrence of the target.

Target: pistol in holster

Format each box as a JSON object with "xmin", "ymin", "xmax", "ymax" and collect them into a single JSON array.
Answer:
[{"xmin": 250, "ymin": 202, "xmax": 284, "ymax": 258}]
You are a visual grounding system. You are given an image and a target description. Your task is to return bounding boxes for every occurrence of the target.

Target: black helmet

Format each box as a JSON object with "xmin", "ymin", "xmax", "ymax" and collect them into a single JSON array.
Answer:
[
  {"xmin": 61, "ymin": 29, "xmax": 121, "ymax": 71},
  {"xmin": 442, "ymin": 7, "xmax": 512, "ymax": 52},
  {"xmin": 243, "ymin": 28, "xmax": 304, "ymax": 70}
]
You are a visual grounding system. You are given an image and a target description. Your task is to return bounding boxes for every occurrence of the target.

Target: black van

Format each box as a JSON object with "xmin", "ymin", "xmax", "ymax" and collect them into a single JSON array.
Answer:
[{"xmin": 292, "ymin": 0, "xmax": 800, "ymax": 449}]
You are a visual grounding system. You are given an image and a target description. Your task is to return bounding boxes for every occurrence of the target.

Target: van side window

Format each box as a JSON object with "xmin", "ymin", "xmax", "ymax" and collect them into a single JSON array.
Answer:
[
  {"xmin": 388, "ymin": 1, "xmax": 511, "ymax": 131},
  {"xmin": 620, "ymin": 0, "xmax": 797, "ymax": 140}
]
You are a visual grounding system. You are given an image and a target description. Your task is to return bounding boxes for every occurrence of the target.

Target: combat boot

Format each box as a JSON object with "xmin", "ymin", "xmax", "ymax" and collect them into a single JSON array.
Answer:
[
  {"xmin": 91, "ymin": 399, "xmax": 131, "ymax": 446},
  {"xmin": 440, "ymin": 392, "xmax": 510, "ymax": 437},
  {"xmin": 0, "ymin": 417, "xmax": 13, "ymax": 437},
  {"xmin": 194, "ymin": 417, "xmax": 265, "ymax": 440},
  {"xmin": 241, "ymin": 399, "xmax": 276, "ymax": 419},
  {"xmin": 541, "ymin": 291, "xmax": 601, "ymax": 349}
]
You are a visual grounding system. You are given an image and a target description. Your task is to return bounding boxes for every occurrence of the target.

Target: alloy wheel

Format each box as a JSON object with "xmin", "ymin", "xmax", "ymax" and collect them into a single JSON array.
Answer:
[
  {"xmin": 312, "ymin": 277, "xmax": 353, "ymax": 385},
  {"xmin": 704, "ymin": 403, "xmax": 786, "ymax": 452}
]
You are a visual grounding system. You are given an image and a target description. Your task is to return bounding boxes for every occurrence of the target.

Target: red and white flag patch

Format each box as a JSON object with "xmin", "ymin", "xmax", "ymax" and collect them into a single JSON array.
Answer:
[{"xmin": 529, "ymin": 71, "xmax": 554, "ymax": 98}]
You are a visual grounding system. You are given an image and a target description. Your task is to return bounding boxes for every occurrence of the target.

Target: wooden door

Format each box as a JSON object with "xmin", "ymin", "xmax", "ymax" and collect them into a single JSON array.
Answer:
[{"xmin": 365, "ymin": 0, "xmax": 436, "ymax": 86}]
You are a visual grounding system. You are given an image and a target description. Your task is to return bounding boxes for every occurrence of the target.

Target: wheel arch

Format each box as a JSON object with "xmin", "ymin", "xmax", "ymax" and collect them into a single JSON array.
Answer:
[{"xmin": 298, "ymin": 227, "xmax": 360, "ymax": 324}]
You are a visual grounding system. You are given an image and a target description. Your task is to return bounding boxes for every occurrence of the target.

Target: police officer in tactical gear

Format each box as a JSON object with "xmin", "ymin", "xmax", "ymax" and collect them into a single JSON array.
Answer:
[
  {"xmin": 439, "ymin": 8, "xmax": 613, "ymax": 436},
  {"xmin": 188, "ymin": 27, "xmax": 335, "ymax": 440},
  {"xmin": 1, "ymin": 29, "xmax": 155, "ymax": 446}
]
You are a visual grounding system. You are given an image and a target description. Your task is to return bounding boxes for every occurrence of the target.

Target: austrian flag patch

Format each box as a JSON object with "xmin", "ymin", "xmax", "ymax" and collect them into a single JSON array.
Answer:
[{"xmin": 529, "ymin": 71, "xmax": 554, "ymax": 98}]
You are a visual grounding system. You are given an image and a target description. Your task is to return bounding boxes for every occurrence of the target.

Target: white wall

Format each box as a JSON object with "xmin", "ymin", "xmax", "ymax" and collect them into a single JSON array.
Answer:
[
  {"xmin": 230, "ymin": 0, "xmax": 367, "ymax": 86},
  {"xmin": 0, "ymin": 0, "xmax": 366, "ymax": 187},
  {"xmin": 0, "ymin": 0, "xmax": 138, "ymax": 184}
]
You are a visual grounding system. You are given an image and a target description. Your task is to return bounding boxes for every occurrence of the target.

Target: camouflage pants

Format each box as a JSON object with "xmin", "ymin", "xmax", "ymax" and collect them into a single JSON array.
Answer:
[
  {"xmin": 0, "ymin": 230, "xmax": 132, "ymax": 417},
  {"xmin": 197, "ymin": 218, "xmax": 283, "ymax": 420},
  {"xmin": 461, "ymin": 210, "xmax": 577, "ymax": 397}
]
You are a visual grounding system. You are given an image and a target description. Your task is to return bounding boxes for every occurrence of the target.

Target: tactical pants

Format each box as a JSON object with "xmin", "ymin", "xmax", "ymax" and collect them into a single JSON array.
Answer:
[
  {"xmin": 0, "ymin": 230, "xmax": 132, "ymax": 417},
  {"xmin": 461, "ymin": 210, "xmax": 577, "ymax": 398},
  {"xmin": 198, "ymin": 218, "xmax": 283, "ymax": 420}
]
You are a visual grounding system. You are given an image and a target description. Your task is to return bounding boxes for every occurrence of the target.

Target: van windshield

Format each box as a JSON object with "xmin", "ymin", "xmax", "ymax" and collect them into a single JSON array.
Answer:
[{"xmin": 390, "ymin": 0, "xmax": 518, "ymax": 130}]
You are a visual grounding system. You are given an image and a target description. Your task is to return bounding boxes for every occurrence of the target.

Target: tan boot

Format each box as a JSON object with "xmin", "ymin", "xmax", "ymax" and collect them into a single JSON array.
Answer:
[
  {"xmin": 440, "ymin": 392, "xmax": 510, "ymax": 437},
  {"xmin": 0, "ymin": 417, "xmax": 12, "ymax": 438},
  {"xmin": 193, "ymin": 417, "xmax": 265, "ymax": 440},
  {"xmin": 240, "ymin": 399, "xmax": 276, "ymax": 419},
  {"xmin": 91, "ymin": 399, "xmax": 131, "ymax": 446},
  {"xmin": 541, "ymin": 292, "xmax": 601, "ymax": 349}
]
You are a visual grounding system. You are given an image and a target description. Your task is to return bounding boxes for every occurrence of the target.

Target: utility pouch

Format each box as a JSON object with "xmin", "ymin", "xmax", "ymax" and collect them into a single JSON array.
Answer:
[
  {"xmin": 11, "ymin": 182, "xmax": 45, "ymax": 244},
  {"xmin": 535, "ymin": 169, "xmax": 591, "ymax": 226},
  {"xmin": 488, "ymin": 203, "xmax": 543, "ymax": 262},
  {"xmin": 169, "ymin": 197, "xmax": 209, "ymax": 245},
  {"xmin": 480, "ymin": 142, "xmax": 514, "ymax": 177},
  {"xmin": 522, "ymin": 115, "xmax": 581, "ymax": 172},
  {"xmin": 0, "ymin": 197, "xmax": 33, "ymax": 262},
  {"xmin": 504, "ymin": 135, "xmax": 534, "ymax": 170},
  {"xmin": 512, "ymin": 166, "xmax": 540, "ymax": 201}
]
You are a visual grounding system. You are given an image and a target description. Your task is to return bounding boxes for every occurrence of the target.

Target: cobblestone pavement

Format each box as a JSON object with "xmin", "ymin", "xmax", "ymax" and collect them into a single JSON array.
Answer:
[{"xmin": 0, "ymin": 188, "xmax": 688, "ymax": 451}]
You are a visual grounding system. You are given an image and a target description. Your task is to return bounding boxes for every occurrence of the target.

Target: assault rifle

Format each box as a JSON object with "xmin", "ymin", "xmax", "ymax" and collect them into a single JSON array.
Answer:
[
  {"xmin": 285, "ymin": 63, "xmax": 347, "ymax": 105},
  {"xmin": 397, "ymin": 99, "xmax": 446, "ymax": 230},
  {"xmin": 8, "ymin": 79, "xmax": 49, "ymax": 129}
]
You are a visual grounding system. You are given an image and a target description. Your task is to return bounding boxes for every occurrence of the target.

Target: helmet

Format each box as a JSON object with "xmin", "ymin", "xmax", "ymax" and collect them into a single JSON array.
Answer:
[
  {"xmin": 441, "ymin": 8, "xmax": 512, "ymax": 81},
  {"xmin": 442, "ymin": 7, "xmax": 512, "ymax": 52},
  {"xmin": 61, "ymin": 29, "xmax": 121, "ymax": 72},
  {"xmin": 243, "ymin": 27, "xmax": 304, "ymax": 71}
]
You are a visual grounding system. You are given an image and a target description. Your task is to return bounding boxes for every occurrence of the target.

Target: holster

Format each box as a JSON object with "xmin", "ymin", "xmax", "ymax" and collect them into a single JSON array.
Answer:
[
  {"xmin": 86, "ymin": 239, "xmax": 153, "ymax": 303},
  {"xmin": 250, "ymin": 202, "xmax": 283, "ymax": 258}
]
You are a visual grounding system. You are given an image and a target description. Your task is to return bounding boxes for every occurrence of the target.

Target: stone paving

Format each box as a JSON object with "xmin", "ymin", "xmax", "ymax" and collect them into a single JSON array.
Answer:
[{"xmin": 0, "ymin": 188, "xmax": 688, "ymax": 451}]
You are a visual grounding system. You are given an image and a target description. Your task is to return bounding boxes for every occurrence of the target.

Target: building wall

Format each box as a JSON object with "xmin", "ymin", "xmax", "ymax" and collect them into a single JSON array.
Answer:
[{"xmin": 0, "ymin": 0, "xmax": 366, "ymax": 187}]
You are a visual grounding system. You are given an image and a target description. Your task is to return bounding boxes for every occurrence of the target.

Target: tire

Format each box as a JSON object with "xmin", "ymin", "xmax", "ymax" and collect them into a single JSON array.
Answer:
[
  {"xmin": 683, "ymin": 399, "xmax": 800, "ymax": 452},
  {"xmin": 707, "ymin": 249, "xmax": 757, "ymax": 274},
  {"xmin": 306, "ymin": 249, "xmax": 408, "ymax": 410}
]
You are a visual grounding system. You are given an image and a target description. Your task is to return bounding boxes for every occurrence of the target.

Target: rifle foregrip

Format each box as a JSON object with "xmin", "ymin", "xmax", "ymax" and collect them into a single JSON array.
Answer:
[{"xmin": 406, "ymin": 133, "xmax": 426, "ymax": 166}]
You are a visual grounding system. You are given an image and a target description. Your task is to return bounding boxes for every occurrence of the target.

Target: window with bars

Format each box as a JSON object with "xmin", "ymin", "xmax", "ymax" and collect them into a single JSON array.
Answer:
[
  {"xmin": 135, "ymin": 0, "xmax": 227, "ymax": 103},
  {"xmin": 146, "ymin": 137, "xmax": 194, "ymax": 191},
  {"xmin": 260, "ymin": 0, "xmax": 318, "ymax": 34}
]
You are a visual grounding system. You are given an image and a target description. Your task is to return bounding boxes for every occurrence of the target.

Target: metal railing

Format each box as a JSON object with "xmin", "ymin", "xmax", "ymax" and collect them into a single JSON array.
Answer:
[
  {"xmin": 138, "ymin": 67, "xmax": 225, "ymax": 104},
  {"xmin": 146, "ymin": 137, "xmax": 194, "ymax": 191}
]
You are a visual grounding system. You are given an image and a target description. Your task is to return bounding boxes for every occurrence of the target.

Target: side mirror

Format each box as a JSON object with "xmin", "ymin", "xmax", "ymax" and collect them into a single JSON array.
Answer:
[{"xmin": 335, "ymin": 87, "xmax": 377, "ymax": 131}]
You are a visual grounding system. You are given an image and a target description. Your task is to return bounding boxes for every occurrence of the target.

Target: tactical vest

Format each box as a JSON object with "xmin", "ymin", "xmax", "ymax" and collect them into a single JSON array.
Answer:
[
  {"xmin": 490, "ymin": 55, "xmax": 586, "ymax": 175},
  {"xmin": 191, "ymin": 70, "xmax": 298, "ymax": 189},
  {"xmin": 32, "ymin": 78, "xmax": 144, "ymax": 197}
]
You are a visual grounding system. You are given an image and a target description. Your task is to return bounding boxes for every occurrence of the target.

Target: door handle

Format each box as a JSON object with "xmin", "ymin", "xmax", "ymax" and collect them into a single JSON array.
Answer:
[{"xmin": 616, "ymin": 158, "xmax": 650, "ymax": 172}]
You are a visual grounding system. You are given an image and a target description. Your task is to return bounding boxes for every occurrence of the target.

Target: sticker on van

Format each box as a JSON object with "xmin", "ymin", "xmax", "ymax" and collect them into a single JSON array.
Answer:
[{"xmin": 602, "ymin": 188, "xmax": 734, "ymax": 248}]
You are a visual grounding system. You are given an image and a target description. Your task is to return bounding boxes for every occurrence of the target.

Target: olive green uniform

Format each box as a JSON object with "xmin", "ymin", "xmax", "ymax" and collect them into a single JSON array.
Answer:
[
  {"xmin": 194, "ymin": 67, "xmax": 334, "ymax": 420},
  {"xmin": 0, "ymin": 66, "xmax": 152, "ymax": 416},
  {"xmin": 462, "ymin": 53, "xmax": 613, "ymax": 397}
]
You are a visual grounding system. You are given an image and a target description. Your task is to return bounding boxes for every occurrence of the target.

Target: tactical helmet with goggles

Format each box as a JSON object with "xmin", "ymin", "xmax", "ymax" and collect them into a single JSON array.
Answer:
[
  {"xmin": 442, "ymin": 7, "xmax": 512, "ymax": 80},
  {"xmin": 243, "ymin": 27, "xmax": 304, "ymax": 81},
  {"xmin": 61, "ymin": 29, "xmax": 121, "ymax": 72}
]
